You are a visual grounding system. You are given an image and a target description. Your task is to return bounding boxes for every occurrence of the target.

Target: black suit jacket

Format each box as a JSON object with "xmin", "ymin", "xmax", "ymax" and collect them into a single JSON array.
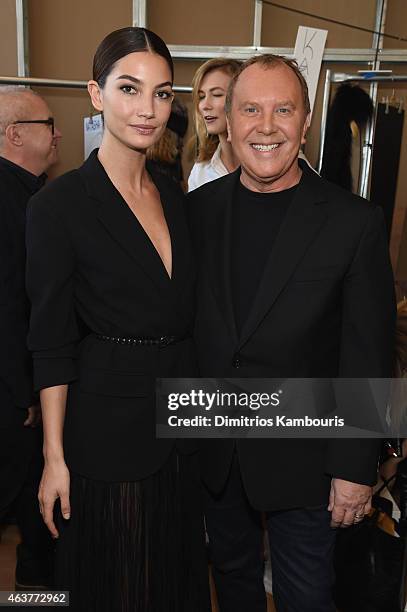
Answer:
[
  {"xmin": 0, "ymin": 157, "xmax": 46, "ymax": 514},
  {"xmin": 188, "ymin": 161, "xmax": 396, "ymax": 511},
  {"xmin": 0, "ymin": 158, "xmax": 45, "ymax": 421},
  {"xmin": 26, "ymin": 150, "xmax": 197, "ymax": 482}
]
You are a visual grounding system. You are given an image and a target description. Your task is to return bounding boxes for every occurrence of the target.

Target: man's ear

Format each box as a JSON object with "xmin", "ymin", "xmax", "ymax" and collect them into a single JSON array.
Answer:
[
  {"xmin": 301, "ymin": 113, "xmax": 311, "ymax": 145},
  {"xmin": 226, "ymin": 115, "xmax": 232, "ymax": 143},
  {"xmin": 5, "ymin": 123, "xmax": 23, "ymax": 147},
  {"xmin": 87, "ymin": 80, "xmax": 104, "ymax": 112}
]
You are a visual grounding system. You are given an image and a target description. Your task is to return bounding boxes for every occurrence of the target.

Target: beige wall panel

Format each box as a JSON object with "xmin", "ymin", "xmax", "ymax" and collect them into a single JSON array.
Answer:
[
  {"xmin": 382, "ymin": 0, "xmax": 407, "ymax": 49},
  {"xmin": 0, "ymin": 0, "xmax": 18, "ymax": 75},
  {"xmin": 27, "ymin": 0, "xmax": 132, "ymax": 177},
  {"xmin": 28, "ymin": 0, "xmax": 132, "ymax": 80},
  {"xmin": 147, "ymin": 0, "xmax": 255, "ymax": 46},
  {"xmin": 32, "ymin": 88, "xmax": 91, "ymax": 180},
  {"xmin": 261, "ymin": 0, "xmax": 376, "ymax": 48}
]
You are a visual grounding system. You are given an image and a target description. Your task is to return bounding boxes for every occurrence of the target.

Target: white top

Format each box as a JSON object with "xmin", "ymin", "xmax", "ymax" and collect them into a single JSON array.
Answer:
[
  {"xmin": 188, "ymin": 144, "xmax": 227, "ymax": 192},
  {"xmin": 187, "ymin": 145, "xmax": 316, "ymax": 192}
]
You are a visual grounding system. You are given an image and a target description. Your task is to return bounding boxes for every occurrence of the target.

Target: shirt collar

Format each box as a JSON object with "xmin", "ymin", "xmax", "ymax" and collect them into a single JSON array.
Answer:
[
  {"xmin": 210, "ymin": 143, "xmax": 228, "ymax": 175},
  {"xmin": 0, "ymin": 156, "xmax": 47, "ymax": 194}
]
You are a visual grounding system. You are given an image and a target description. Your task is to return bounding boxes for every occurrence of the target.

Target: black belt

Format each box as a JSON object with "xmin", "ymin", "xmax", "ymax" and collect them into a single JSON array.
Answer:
[{"xmin": 95, "ymin": 333, "xmax": 190, "ymax": 347}]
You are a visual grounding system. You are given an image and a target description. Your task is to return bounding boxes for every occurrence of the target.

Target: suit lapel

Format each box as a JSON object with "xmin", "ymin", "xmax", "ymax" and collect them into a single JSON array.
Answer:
[
  {"xmin": 237, "ymin": 164, "xmax": 329, "ymax": 350},
  {"xmin": 79, "ymin": 150, "xmax": 172, "ymax": 294},
  {"xmin": 207, "ymin": 171, "xmax": 240, "ymax": 344},
  {"xmin": 150, "ymin": 168, "xmax": 194, "ymax": 297}
]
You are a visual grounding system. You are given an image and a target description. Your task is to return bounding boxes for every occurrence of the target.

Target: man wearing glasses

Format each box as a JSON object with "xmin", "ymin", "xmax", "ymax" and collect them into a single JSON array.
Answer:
[{"xmin": 0, "ymin": 86, "xmax": 61, "ymax": 589}]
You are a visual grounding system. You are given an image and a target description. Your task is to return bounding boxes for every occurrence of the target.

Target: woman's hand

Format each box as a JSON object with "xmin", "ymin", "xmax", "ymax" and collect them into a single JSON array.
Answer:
[{"xmin": 38, "ymin": 459, "xmax": 71, "ymax": 538}]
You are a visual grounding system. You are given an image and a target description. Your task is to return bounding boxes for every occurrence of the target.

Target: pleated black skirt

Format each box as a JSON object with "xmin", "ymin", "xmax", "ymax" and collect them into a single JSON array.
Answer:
[{"xmin": 55, "ymin": 451, "xmax": 210, "ymax": 612}]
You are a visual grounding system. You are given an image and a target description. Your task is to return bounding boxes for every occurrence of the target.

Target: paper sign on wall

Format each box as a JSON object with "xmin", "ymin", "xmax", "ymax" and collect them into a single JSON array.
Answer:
[
  {"xmin": 293, "ymin": 26, "xmax": 328, "ymax": 116},
  {"xmin": 84, "ymin": 114, "xmax": 103, "ymax": 159}
]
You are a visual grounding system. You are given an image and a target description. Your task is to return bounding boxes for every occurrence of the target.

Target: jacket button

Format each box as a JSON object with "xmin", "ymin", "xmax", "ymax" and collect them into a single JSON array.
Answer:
[{"xmin": 232, "ymin": 354, "xmax": 241, "ymax": 369}]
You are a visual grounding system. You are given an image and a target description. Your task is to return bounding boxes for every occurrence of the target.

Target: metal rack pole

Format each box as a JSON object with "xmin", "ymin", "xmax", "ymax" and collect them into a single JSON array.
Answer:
[
  {"xmin": 317, "ymin": 69, "xmax": 332, "ymax": 173},
  {"xmin": 133, "ymin": 0, "xmax": 147, "ymax": 28},
  {"xmin": 253, "ymin": 0, "xmax": 263, "ymax": 48},
  {"xmin": 0, "ymin": 76, "xmax": 192, "ymax": 93},
  {"xmin": 359, "ymin": 0, "xmax": 387, "ymax": 198}
]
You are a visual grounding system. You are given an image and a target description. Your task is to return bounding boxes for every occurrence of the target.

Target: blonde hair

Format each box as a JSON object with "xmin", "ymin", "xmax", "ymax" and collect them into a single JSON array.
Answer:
[{"xmin": 190, "ymin": 58, "xmax": 241, "ymax": 163}]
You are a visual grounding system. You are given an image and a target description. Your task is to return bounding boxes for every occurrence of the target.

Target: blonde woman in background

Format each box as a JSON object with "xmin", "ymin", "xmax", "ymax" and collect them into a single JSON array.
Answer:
[{"xmin": 188, "ymin": 58, "xmax": 241, "ymax": 191}]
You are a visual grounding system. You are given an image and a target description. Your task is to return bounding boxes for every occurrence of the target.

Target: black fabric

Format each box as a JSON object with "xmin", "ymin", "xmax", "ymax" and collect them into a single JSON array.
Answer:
[
  {"xmin": 0, "ymin": 157, "xmax": 51, "ymax": 579},
  {"xmin": 204, "ymin": 452, "xmax": 336, "ymax": 612},
  {"xmin": 26, "ymin": 150, "xmax": 198, "ymax": 482},
  {"xmin": 231, "ymin": 181, "xmax": 296, "ymax": 334},
  {"xmin": 321, "ymin": 84, "xmax": 373, "ymax": 191},
  {"xmin": 187, "ymin": 161, "xmax": 396, "ymax": 511},
  {"xmin": 334, "ymin": 504, "xmax": 406, "ymax": 612},
  {"xmin": 0, "ymin": 157, "xmax": 45, "ymax": 416},
  {"xmin": 370, "ymin": 103, "xmax": 405, "ymax": 240},
  {"xmin": 26, "ymin": 150, "xmax": 210, "ymax": 608},
  {"xmin": 55, "ymin": 452, "xmax": 210, "ymax": 612}
]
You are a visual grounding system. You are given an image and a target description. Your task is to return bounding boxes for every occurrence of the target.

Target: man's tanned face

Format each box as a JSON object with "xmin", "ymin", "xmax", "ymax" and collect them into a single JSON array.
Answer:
[{"xmin": 227, "ymin": 62, "xmax": 310, "ymax": 192}]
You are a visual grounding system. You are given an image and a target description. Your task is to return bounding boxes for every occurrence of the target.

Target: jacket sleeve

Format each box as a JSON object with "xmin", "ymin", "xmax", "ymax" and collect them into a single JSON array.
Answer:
[
  {"xmin": 324, "ymin": 204, "xmax": 396, "ymax": 485},
  {"xmin": 26, "ymin": 195, "xmax": 80, "ymax": 391},
  {"xmin": 0, "ymin": 200, "xmax": 35, "ymax": 409}
]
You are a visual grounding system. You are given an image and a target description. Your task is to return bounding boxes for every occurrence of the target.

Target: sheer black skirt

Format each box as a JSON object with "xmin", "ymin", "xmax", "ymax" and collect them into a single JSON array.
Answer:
[{"xmin": 55, "ymin": 451, "xmax": 210, "ymax": 612}]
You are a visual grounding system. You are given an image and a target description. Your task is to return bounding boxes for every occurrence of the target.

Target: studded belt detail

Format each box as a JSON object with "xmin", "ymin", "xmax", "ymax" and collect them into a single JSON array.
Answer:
[{"xmin": 95, "ymin": 334, "xmax": 189, "ymax": 347}]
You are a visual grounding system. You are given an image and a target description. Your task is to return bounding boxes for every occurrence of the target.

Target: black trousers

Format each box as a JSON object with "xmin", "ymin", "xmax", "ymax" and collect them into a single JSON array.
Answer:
[{"xmin": 204, "ymin": 453, "xmax": 336, "ymax": 612}]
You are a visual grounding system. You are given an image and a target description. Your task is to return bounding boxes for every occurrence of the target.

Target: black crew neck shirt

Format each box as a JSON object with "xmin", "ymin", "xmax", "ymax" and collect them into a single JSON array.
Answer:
[{"xmin": 231, "ymin": 179, "xmax": 298, "ymax": 334}]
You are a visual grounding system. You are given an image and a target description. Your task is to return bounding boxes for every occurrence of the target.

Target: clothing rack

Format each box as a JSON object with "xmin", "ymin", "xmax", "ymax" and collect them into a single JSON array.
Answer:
[{"xmin": 318, "ymin": 72, "xmax": 407, "ymax": 198}]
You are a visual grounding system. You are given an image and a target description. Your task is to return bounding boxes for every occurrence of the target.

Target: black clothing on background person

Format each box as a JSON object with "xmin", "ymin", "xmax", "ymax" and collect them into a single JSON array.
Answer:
[
  {"xmin": 0, "ymin": 156, "xmax": 45, "ymax": 425},
  {"xmin": 188, "ymin": 160, "xmax": 396, "ymax": 611},
  {"xmin": 146, "ymin": 155, "xmax": 184, "ymax": 186},
  {"xmin": 26, "ymin": 150, "xmax": 210, "ymax": 611},
  {"xmin": 231, "ymin": 181, "xmax": 296, "ymax": 334},
  {"xmin": 0, "ymin": 155, "xmax": 53, "ymax": 587}
]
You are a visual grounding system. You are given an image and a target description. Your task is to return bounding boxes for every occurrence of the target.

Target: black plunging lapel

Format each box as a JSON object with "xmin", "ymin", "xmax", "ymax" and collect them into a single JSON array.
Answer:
[
  {"xmin": 237, "ymin": 165, "xmax": 329, "ymax": 349},
  {"xmin": 149, "ymin": 168, "xmax": 194, "ymax": 299},
  {"xmin": 79, "ymin": 151, "xmax": 182, "ymax": 294}
]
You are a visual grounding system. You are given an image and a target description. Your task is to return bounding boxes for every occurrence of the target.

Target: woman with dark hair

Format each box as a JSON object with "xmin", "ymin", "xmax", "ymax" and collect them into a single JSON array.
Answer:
[{"xmin": 26, "ymin": 27, "xmax": 210, "ymax": 612}]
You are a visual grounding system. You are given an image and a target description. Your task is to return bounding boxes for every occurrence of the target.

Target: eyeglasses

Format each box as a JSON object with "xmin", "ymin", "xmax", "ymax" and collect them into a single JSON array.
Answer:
[{"xmin": 12, "ymin": 117, "xmax": 55, "ymax": 135}]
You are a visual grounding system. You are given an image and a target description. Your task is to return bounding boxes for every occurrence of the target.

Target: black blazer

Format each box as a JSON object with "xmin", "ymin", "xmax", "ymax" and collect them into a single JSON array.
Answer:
[
  {"xmin": 0, "ymin": 159, "xmax": 42, "ymax": 421},
  {"xmin": 26, "ymin": 150, "xmax": 197, "ymax": 482},
  {"xmin": 188, "ymin": 161, "xmax": 396, "ymax": 511}
]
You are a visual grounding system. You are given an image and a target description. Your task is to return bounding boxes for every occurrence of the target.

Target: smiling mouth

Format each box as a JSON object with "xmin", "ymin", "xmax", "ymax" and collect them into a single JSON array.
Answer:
[
  {"xmin": 204, "ymin": 116, "xmax": 217, "ymax": 122},
  {"xmin": 251, "ymin": 143, "xmax": 281, "ymax": 152}
]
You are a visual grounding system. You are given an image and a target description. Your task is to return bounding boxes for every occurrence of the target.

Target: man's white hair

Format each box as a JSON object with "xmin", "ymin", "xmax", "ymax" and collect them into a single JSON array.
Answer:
[{"xmin": 0, "ymin": 86, "xmax": 40, "ymax": 149}]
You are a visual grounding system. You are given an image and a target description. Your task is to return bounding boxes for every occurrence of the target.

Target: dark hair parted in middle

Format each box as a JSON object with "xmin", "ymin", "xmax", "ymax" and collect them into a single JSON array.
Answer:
[{"xmin": 93, "ymin": 27, "xmax": 174, "ymax": 88}]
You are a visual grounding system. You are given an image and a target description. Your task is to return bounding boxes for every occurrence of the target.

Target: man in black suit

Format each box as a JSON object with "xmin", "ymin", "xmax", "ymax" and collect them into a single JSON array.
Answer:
[
  {"xmin": 0, "ymin": 86, "xmax": 61, "ymax": 587},
  {"xmin": 188, "ymin": 55, "xmax": 395, "ymax": 611}
]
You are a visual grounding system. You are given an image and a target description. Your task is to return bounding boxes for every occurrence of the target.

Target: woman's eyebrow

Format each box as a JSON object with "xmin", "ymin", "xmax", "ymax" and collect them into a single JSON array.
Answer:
[
  {"xmin": 116, "ymin": 75, "xmax": 172, "ymax": 89},
  {"xmin": 116, "ymin": 75, "xmax": 141, "ymax": 84}
]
